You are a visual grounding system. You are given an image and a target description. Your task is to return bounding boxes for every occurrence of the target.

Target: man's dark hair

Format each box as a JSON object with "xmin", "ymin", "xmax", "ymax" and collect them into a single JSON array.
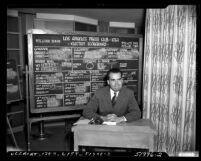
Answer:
[{"xmin": 106, "ymin": 68, "xmax": 122, "ymax": 80}]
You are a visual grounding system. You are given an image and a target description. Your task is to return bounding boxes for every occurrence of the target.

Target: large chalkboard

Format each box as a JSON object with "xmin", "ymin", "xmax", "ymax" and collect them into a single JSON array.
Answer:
[
  {"xmin": 28, "ymin": 30, "xmax": 143, "ymax": 113},
  {"xmin": 7, "ymin": 59, "xmax": 22, "ymax": 103}
]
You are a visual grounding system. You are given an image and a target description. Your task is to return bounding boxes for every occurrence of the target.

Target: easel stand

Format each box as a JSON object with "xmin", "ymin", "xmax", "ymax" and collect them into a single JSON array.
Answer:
[
  {"xmin": 38, "ymin": 119, "xmax": 49, "ymax": 140},
  {"xmin": 31, "ymin": 115, "xmax": 51, "ymax": 141},
  {"xmin": 25, "ymin": 66, "xmax": 81, "ymax": 151}
]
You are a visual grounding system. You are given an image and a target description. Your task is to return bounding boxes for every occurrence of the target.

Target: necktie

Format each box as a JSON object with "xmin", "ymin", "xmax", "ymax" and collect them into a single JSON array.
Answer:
[{"xmin": 111, "ymin": 92, "xmax": 117, "ymax": 106}]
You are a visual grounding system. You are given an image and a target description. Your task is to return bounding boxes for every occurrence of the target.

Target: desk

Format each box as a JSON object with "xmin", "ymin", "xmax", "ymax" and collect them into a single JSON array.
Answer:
[{"xmin": 72, "ymin": 119, "xmax": 156, "ymax": 151}]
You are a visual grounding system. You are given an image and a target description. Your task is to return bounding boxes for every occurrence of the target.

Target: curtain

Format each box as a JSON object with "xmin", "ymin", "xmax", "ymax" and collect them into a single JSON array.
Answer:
[{"xmin": 143, "ymin": 5, "xmax": 196, "ymax": 156}]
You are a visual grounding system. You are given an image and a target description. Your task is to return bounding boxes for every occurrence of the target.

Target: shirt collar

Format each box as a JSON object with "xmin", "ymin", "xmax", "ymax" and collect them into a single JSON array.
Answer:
[{"xmin": 110, "ymin": 88, "xmax": 119, "ymax": 95}]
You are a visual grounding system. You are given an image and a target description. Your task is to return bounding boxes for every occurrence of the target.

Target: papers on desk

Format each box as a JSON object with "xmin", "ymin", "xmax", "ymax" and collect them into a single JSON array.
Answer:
[
  {"xmin": 73, "ymin": 118, "xmax": 117, "ymax": 125},
  {"xmin": 103, "ymin": 121, "xmax": 117, "ymax": 125}
]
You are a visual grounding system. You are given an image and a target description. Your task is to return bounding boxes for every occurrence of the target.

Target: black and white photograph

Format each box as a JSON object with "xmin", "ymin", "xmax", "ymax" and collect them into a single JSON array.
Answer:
[{"xmin": 6, "ymin": 5, "xmax": 199, "ymax": 158}]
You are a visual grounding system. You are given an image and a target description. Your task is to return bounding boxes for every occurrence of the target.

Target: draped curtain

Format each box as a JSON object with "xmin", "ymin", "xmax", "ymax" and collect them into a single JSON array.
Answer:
[{"xmin": 142, "ymin": 5, "xmax": 196, "ymax": 156}]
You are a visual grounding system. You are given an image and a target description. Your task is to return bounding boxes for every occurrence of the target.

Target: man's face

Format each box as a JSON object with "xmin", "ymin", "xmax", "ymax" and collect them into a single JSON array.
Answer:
[{"xmin": 107, "ymin": 72, "xmax": 123, "ymax": 92}]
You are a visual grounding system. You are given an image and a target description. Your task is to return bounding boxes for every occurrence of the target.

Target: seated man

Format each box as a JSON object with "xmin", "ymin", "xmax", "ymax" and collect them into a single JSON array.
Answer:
[{"xmin": 83, "ymin": 68, "xmax": 141, "ymax": 123}]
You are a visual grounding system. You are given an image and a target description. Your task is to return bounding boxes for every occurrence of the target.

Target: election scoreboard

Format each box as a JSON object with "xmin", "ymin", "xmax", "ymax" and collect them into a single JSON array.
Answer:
[{"xmin": 27, "ymin": 30, "xmax": 143, "ymax": 113}]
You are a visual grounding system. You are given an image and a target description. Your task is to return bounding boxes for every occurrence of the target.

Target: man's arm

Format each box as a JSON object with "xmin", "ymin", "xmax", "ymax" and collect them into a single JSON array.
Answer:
[
  {"xmin": 124, "ymin": 91, "xmax": 141, "ymax": 122},
  {"xmin": 82, "ymin": 94, "xmax": 100, "ymax": 120}
]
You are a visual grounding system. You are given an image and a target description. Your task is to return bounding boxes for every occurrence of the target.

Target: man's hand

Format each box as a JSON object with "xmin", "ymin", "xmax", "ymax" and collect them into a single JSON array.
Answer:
[
  {"xmin": 100, "ymin": 114, "xmax": 117, "ymax": 121},
  {"xmin": 101, "ymin": 114, "xmax": 126, "ymax": 123},
  {"xmin": 109, "ymin": 116, "xmax": 126, "ymax": 123},
  {"xmin": 106, "ymin": 114, "xmax": 117, "ymax": 120},
  {"xmin": 100, "ymin": 116, "xmax": 108, "ymax": 121}
]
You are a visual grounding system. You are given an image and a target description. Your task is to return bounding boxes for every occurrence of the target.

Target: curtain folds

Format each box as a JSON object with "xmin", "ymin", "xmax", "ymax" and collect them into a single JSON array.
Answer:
[{"xmin": 143, "ymin": 5, "xmax": 196, "ymax": 156}]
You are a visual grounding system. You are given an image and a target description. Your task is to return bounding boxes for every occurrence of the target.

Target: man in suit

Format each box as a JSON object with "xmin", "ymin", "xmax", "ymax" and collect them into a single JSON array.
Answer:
[{"xmin": 83, "ymin": 68, "xmax": 141, "ymax": 123}]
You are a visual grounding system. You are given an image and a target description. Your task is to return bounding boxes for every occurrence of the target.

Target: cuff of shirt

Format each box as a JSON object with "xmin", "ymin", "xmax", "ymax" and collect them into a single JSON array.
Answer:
[{"xmin": 122, "ymin": 116, "xmax": 127, "ymax": 122}]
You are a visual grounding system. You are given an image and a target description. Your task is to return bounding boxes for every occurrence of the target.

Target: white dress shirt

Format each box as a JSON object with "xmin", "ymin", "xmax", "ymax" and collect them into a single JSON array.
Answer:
[
  {"xmin": 110, "ymin": 89, "xmax": 119, "ymax": 100},
  {"xmin": 109, "ymin": 89, "xmax": 127, "ymax": 122}
]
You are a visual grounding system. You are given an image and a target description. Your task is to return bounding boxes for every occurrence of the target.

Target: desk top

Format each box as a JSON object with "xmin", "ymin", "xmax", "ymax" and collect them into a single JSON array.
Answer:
[{"xmin": 72, "ymin": 118, "xmax": 156, "ymax": 134}]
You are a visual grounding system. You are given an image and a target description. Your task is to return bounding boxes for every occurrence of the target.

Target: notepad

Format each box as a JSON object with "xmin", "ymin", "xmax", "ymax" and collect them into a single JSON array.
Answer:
[{"xmin": 103, "ymin": 121, "xmax": 117, "ymax": 125}]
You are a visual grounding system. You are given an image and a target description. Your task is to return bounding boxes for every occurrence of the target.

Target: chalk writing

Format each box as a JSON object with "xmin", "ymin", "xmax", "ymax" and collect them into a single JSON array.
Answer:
[{"xmin": 30, "ymin": 33, "xmax": 141, "ymax": 111}]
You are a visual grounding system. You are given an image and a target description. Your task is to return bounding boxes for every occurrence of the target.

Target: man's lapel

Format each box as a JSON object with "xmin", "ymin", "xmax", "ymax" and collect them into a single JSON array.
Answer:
[
  {"xmin": 113, "ymin": 87, "xmax": 124, "ymax": 109},
  {"xmin": 104, "ymin": 86, "xmax": 113, "ymax": 108}
]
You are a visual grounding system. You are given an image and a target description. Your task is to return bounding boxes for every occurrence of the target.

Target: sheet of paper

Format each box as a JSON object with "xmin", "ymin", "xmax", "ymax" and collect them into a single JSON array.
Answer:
[{"xmin": 103, "ymin": 121, "xmax": 117, "ymax": 125}]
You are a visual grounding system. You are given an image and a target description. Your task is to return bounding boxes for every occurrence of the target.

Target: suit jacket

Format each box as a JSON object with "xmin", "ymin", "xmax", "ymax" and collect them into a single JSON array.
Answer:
[{"xmin": 82, "ymin": 86, "xmax": 141, "ymax": 122}]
